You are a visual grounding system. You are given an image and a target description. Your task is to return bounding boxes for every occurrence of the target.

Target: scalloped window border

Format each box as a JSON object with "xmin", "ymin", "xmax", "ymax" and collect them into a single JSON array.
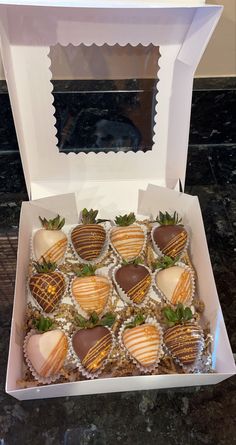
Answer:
[{"xmin": 48, "ymin": 43, "xmax": 160, "ymax": 155}]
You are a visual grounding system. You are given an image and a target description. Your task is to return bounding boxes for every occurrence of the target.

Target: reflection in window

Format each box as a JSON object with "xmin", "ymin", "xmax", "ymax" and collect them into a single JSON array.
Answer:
[{"xmin": 49, "ymin": 44, "xmax": 160, "ymax": 154}]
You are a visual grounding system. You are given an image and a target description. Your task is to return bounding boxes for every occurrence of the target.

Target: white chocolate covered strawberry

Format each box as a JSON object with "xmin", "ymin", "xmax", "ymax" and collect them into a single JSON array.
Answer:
[
  {"xmin": 33, "ymin": 215, "xmax": 67, "ymax": 265},
  {"xmin": 154, "ymin": 256, "xmax": 194, "ymax": 306},
  {"xmin": 25, "ymin": 317, "xmax": 68, "ymax": 379},
  {"xmin": 110, "ymin": 213, "xmax": 145, "ymax": 261},
  {"xmin": 71, "ymin": 265, "xmax": 111, "ymax": 315},
  {"xmin": 121, "ymin": 315, "xmax": 162, "ymax": 368}
]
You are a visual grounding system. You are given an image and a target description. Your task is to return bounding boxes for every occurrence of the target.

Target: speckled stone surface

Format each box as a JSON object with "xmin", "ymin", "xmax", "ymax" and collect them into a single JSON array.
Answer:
[{"xmin": 0, "ymin": 78, "xmax": 235, "ymax": 445}]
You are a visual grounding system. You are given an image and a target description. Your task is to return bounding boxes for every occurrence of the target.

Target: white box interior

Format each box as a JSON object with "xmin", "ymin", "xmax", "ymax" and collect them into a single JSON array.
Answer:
[{"xmin": 6, "ymin": 186, "xmax": 236, "ymax": 400}]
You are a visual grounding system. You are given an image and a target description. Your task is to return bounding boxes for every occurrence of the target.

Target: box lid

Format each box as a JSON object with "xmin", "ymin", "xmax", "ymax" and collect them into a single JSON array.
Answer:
[
  {"xmin": 0, "ymin": 1, "xmax": 207, "ymax": 6},
  {"xmin": 0, "ymin": 2, "xmax": 222, "ymax": 200}
]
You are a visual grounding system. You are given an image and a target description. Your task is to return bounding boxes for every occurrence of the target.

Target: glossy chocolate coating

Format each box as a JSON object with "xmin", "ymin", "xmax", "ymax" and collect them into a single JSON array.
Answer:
[
  {"xmin": 29, "ymin": 272, "xmax": 65, "ymax": 313},
  {"xmin": 71, "ymin": 224, "xmax": 106, "ymax": 261},
  {"xmin": 153, "ymin": 225, "xmax": 187, "ymax": 257},
  {"xmin": 115, "ymin": 264, "xmax": 149, "ymax": 292},
  {"xmin": 115, "ymin": 264, "xmax": 151, "ymax": 304},
  {"xmin": 72, "ymin": 326, "xmax": 111, "ymax": 363},
  {"xmin": 164, "ymin": 322, "xmax": 203, "ymax": 366}
]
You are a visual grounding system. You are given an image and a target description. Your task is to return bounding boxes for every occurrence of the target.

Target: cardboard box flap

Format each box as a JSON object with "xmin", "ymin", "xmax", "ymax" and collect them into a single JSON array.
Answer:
[
  {"xmin": 0, "ymin": 1, "xmax": 208, "ymax": 7},
  {"xmin": 0, "ymin": 4, "xmax": 222, "ymax": 199}
]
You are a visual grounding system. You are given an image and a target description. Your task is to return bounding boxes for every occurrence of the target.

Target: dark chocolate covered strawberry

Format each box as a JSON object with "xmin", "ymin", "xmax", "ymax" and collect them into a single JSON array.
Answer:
[
  {"xmin": 72, "ymin": 312, "xmax": 115, "ymax": 374},
  {"xmin": 73, "ymin": 326, "xmax": 112, "ymax": 373},
  {"xmin": 152, "ymin": 211, "xmax": 188, "ymax": 258},
  {"xmin": 71, "ymin": 209, "xmax": 106, "ymax": 261},
  {"xmin": 29, "ymin": 258, "xmax": 66, "ymax": 313},
  {"xmin": 163, "ymin": 305, "xmax": 204, "ymax": 368},
  {"xmin": 114, "ymin": 260, "xmax": 151, "ymax": 304}
]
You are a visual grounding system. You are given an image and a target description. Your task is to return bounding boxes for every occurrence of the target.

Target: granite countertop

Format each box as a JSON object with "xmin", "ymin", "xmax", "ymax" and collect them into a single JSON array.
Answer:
[{"xmin": 0, "ymin": 78, "xmax": 235, "ymax": 445}]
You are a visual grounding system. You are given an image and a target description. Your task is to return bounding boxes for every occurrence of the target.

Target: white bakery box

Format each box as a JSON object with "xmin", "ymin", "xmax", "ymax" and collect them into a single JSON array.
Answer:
[{"xmin": 0, "ymin": 0, "xmax": 235, "ymax": 401}]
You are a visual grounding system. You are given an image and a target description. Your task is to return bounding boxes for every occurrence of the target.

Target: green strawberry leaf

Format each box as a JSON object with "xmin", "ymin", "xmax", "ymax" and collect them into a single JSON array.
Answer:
[
  {"xmin": 176, "ymin": 303, "xmax": 184, "ymax": 320},
  {"xmin": 73, "ymin": 264, "xmax": 97, "ymax": 277},
  {"xmin": 115, "ymin": 212, "xmax": 136, "ymax": 227},
  {"xmin": 162, "ymin": 307, "xmax": 178, "ymax": 322},
  {"xmin": 90, "ymin": 312, "xmax": 99, "ymax": 325},
  {"xmin": 162, "ymin": 304, "xmax": 193, "ymax": 326},
  {"xmin": 124, "ymin": 313, "xmax": 145, "ymax": 330},
  {"xmin": 155, "ymin": 211, "xmax": 183, "ymax": 226},
  {"xmin": 99, "ymin": 312, "xmax": 116, "ymax": 327},
  {"xmin": 33, "ymin": 316, "xmax": 54, "ymax": 332},
  {"xmin": 81, "ymin": 208, "xmax": 99, "ymax": 224},
  {"xmin": 121, "ymin": 257, "xmax": 143, "ymax": 266},
  {"xmin": 153, "ymin": 255, "xmax": 180, "ymax": 270},
  {"xmin": 74, "ymin": 312, "xmax": 116, "ymax": 329},
  {"xmin": 183, "ymin": 307, "xmax": 193, "ymax": 321},
  {"xmin": 74, "ymin": 313, "xmax": 88, "ymax": 328},
  {"xmin": 33, "ymin": 257, "xmax": 57, "ymax": 273}
]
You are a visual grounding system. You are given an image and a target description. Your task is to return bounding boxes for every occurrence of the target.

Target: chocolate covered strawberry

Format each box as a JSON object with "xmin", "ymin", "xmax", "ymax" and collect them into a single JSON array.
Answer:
[
  {"xmin": 33, "ymin": 214, "xmax": 67, "ymax": 265},
  {"xmin": 71, "ymin": 265, "xmax": 111, "ymax": 315},
  {"xmin": 71, "ymin": 209, "xmax": 106, "ymax": 262},
  {"xmin": 122, "ymin": 315, "xmax": 162, "ymax": 368},
  {"xmin": 114, "ymin": 260, "xmax": 151, "ymax": 305},
  {"xmin": 110, "ymin": 213, "xmax": 145, "ymax": 261},
  {"xmin": 72, "ymin": 312, "xmax": 115, "ymax": 374},
  {"xmin": 163, "ymin": 305, "xmax": 204, "ymax": 368},
  {"xmin": 152, "ymin": 211, "xmax": 188, "ymax": 258},
  {"xmin": 29, "ymin": 259, "xmax": 66, "ymax": 313},
  {"xmin": 25, "ymin": 316, "xmax": 68, "ymax": 379},
  {"xmin": 154, "ymin": 256, "xmax": 194, "ymax": 306}
]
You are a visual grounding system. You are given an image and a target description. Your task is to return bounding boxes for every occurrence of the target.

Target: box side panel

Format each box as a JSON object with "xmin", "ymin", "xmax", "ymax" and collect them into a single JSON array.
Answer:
[
  {"xmin": 31, "ymin": 179, "xmax": 166, "ymax": 204},
  {"xmin": 187, "ymin": 197, "xmax": 236, "ymax": 374},
  {"xmin": 0, "ymin": 1, "xmax": 207, "ymax": 8},
  {"xmin": 6, "ymin": 202, "xmax": 34, "ymax": 392},
  {"xmin": 31, "ymin": 192, "xmax": 79, "ymax": 227},
  {"xmin": 7, "ymin": 373, "xmax": 233, "ymax": 401},
  {"xmin": 137, "ymin": 183, "xmax": 195, "ymax": 218}
]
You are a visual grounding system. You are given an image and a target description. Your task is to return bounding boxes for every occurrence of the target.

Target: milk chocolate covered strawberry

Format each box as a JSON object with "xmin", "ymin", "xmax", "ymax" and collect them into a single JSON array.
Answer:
[
  {"xmin": 29, "ymin": 258, "xmax": 66, "ymax": 313},
  {"xmin": 163, "ymin": 305, "xmax": 204, "ymax": 369},
  {"xmin": 114, "ymin": 260, "xmax": 151, "ymax": 305},
  {"xmin": 152, "ymin": 211, "xmax": 188, "ymax": 258},
  {"xmin": 71, "ymin": 209, "xmax": 106, "ymax": 262},
  {"xmin": 33, "ymin": 215, "xmax": 67, "ymax": 265},
  {"xmin": 72, "ymin": 312, "xmax": 115, "ymax": 376}
]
